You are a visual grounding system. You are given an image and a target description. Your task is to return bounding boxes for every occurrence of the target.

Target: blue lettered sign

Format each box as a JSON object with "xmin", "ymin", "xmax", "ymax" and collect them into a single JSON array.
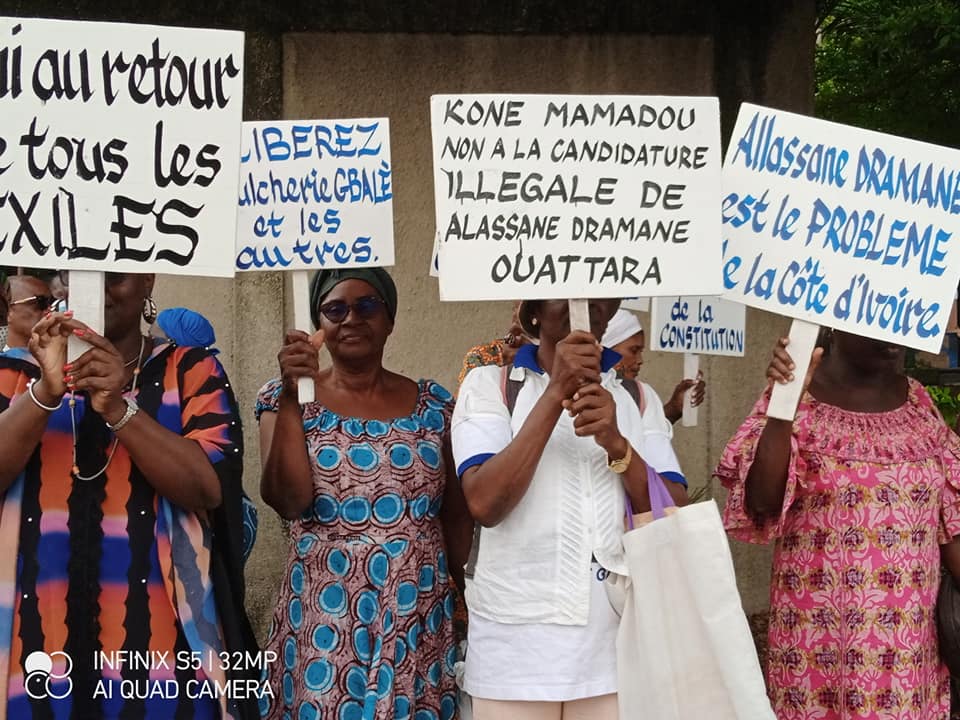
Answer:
[
  {"xmin": 721, "ymin": 103, "xmax": 960, "ymax": 353},
  {"xmin": 649, "ymin": 295, "xmax": 745, "ymax": 356},
  {"xmin": 236, "ymin": 119, "xmax": 393, "ymax": 271}
]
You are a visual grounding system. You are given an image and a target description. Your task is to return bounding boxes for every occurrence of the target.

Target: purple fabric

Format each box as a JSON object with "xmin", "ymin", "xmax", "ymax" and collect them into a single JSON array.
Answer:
[
  {"xmin": 647, "ymin": 465, "xmax": 676, "ymax": 519},
  {"xmin": 624, "ymin": 465, "xmax": 677, "ymax": 528}
]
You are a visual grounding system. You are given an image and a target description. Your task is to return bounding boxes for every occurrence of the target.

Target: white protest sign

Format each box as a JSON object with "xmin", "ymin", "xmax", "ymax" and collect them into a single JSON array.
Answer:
[
  {"xmin": 236, "ymin": 119, "xmax": 393, "ymax": 271},
  {"xmin": 0, "ymin": 17, "xmax": 244, "ymax": 276},
  {"xmin": 721, "ymin": 103, "xmax": 960, "ymax": 354},
  {"xmin": 431, "ymin": 95, "xmax": 722, "ymax": 301},
  {"xmin": 235, "ymin": 118, "xmax": 394, "ymax": 404},
  {"xmin": 649, "ymin": 295, "xmax": 746, "ymax": 357}
]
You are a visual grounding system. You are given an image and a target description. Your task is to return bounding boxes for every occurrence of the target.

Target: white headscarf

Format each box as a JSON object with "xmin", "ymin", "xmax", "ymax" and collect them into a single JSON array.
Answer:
[{"xmin": 602, "ymin": 309, "xmax": 643, "ymax": 347}]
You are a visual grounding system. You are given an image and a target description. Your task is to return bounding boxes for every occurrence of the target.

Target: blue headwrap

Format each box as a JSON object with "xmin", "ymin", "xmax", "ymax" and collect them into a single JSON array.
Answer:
[{"xmin": 156, "ymin": 307, "xmax": 219, "ymax": 354}]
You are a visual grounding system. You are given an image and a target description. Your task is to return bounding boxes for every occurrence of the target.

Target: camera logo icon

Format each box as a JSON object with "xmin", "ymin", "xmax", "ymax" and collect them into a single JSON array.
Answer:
[{"xmin": 24, "ymin": 650, "xmax": 73, "ymax": 700}]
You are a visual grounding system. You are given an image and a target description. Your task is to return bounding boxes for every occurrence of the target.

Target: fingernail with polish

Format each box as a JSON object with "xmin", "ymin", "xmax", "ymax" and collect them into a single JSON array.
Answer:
[{"xmin": 73, "ymin": 329, "xmax": 85, "ymax": 337}]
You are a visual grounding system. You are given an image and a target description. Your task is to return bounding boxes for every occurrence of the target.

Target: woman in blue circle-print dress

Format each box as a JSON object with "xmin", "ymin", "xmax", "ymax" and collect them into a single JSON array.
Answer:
[{"xmin": 256, "ymin": 268, "xmax": 472, "ymax": 720}]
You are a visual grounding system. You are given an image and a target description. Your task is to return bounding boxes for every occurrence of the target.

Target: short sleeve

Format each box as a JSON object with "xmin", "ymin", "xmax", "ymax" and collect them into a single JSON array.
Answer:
[
  {"xmin": 939, "ymin": 426, "xmax": 960, "ymax": 542},
  {"xmin": 177, "ymin": 348, "xmax": 243, "ymax": 468},
  {"xmin": 714, "ymin": 386, "xmax": 810, "ymax": 544},
  {"xmin": 639, "ymin": 382, "xmax": 674, "ymax": 439},
  {"xmin": 255, "ymin": 378, "xmax": 283, "ymax": 421},
  {"xmin": 0, "ymin": 357, "xmax": 34, "ymax": 412},
  {"xmin": 451, "ymin": 364, "xmax": 512, "ymax": 478},
  {"xmin": 616, "ymin": 380, "xmax": 684, "ymax": 485}
]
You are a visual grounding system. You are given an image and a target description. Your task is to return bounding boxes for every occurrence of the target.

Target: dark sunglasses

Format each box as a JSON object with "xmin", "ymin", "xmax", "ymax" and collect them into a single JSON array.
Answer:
[
  {"xmin": 10, "ymin": 295, "xmax": 54, "ymax": 311},
  {"xmin": 318, "ymin": 296, "xmax": 385, "ymax": 324}
]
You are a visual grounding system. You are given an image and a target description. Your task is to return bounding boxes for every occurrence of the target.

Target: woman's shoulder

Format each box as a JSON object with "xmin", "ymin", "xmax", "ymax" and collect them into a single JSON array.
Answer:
[
  {"xmin": 798, "ymin": 375, "xmax": 947, "ymax": 460},
  {"xmin": 419, "ymin": 378, "xmax": 454, "ymax": 407},
  {"xmin": 255, "ymin": 377, "xmax": 283, "ymax": 417}
]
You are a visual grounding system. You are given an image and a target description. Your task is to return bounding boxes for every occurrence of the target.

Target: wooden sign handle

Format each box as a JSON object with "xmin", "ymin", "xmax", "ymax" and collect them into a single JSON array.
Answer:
[
  {"xmin": 767, "ymin": 318, "xmax": 820, "ymax": 421},
  {"xmin": 568, "ymin": 298, "xmax": 590, "ymax": 333},
  {"xmin": 681, "ymin": 352, "xmax": 699, "ymax": 427},
  {"xmin": 292, "ymin": 270, "xmax": 316, "ymax": 404},
  {"xmin": 66, "ymin": 271, "xmax": 105, "ymax": 362}
]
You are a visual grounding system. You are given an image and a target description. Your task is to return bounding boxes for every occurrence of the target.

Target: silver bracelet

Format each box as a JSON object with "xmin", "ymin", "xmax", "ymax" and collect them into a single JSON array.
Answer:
[
  {"xmin": 27, "ymin": 379, "xmax": 62, "ymax": 412},
  {"xmin": 106, "ymin": 396, "xmax": 139, "ymax": 432}
]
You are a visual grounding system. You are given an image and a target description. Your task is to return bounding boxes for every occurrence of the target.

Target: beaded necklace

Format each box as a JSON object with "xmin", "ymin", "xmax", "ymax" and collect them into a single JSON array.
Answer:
[{"xmin": 69, "ymin": 335, "xmax": 145, "ymax": 482}]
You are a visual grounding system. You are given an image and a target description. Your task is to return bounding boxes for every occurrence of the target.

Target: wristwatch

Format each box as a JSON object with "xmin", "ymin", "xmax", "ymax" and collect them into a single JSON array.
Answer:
[
  {"xmin": 607, "ymin": 442, "xmax": 633, "ymax": 474},
  {"xmin": 106, "ymin": 397, "xmax": 139, "ymax": 432}
]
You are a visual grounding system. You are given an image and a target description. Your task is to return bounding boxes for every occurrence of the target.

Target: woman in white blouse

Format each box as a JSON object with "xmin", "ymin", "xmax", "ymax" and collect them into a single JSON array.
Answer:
[{"xmin": 452, "ymin": 298, "xmax": 688, "ymax": 720}]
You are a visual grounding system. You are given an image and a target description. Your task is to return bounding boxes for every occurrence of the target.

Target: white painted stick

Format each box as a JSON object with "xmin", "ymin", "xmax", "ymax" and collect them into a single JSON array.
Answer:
[
  {"xmin": 767, "ymin": 318, "xmax": 820, "ymax": 421},
  {"xmin": 292, "ymin": 270, "xmax": 315, "ymax": 404},
  {"xmin": 681, "ymin": 353, "xmax": 699, "ymax": 427},
  {"xmin": 66, "ymin": 271, "xmax": 104, "ymax": 362},
  {"xmin": 568, "ymin": 298, "xmax": 590, "ymax": 333}
]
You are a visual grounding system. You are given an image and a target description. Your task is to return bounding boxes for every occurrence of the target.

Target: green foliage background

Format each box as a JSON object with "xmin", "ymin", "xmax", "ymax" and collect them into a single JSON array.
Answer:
[{"xmin": 816, "ymin": 0, "xmax": 960, "ymax": 147}]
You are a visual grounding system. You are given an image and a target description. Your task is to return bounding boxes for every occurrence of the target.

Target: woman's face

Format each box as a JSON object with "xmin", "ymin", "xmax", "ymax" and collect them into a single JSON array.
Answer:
[
  {"xmin": 104, "ymin": 272, "xmax": 154, "ymax": 340},
  {"xmin": 613, "ymin": 331, "xmax": 645, "ymax": 380},
  {"xmin": 532, "ymin": 298, "xmax": 620, "ymax": 344},
  {"xmin": 831, "ymin": 330, "xmax": 905, "ymax": 375},
  {"xmin": 317, "ymin": 279, "xmax": 393, "ymax": 361}
]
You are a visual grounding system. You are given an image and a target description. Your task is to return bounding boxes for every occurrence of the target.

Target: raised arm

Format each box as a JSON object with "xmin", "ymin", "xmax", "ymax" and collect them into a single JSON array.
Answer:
[
  {"xmin": 565, "ymin": 382, "xmax": 688, "ymax": 511},
  {"xmin": 744, "ymin": 336, "xmax": 823, "ymax": 518},
  {"xmin": 0, "ymin": 313, "xmax": 70, "ymax": 490},
  {"xmin": 67, "ymin": 324, "xmax": 241, "ymax": 512},
  {"xmin": 460, "ymin": 331, "xmax": 600, "ymax": 527},
  {"xmin": 260, "ymin": 330, "xmax": 323, "ymax": 520}
]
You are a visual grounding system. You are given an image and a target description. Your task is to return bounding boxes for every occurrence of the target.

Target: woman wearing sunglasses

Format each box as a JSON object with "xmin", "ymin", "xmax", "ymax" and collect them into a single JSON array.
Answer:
[
  {"xmin": 4, "ymin": 275, "xmax": 54, "ymax": 353},
  {"xmin": 257, "ymin": 267, "xmax": 472, "ymax": 720}
]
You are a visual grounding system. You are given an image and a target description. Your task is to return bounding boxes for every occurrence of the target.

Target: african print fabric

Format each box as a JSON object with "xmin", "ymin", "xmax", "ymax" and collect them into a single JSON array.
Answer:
[
  {"xmin": 716, "ymin": 379, "xmax": 960, "ymax": 719},
  {"xmin": 0, "ymin": 343, "xmax": 248, "ymax": 719},
  {"xmin": 256, "ymin": 379, "xmax": 459, "ymax": 720}
]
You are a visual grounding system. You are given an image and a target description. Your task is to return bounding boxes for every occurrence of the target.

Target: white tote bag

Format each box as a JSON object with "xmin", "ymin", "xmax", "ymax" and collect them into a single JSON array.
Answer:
[{"xmin": 615, "ymin": 468, "xmax": 775, "ymax": 720}]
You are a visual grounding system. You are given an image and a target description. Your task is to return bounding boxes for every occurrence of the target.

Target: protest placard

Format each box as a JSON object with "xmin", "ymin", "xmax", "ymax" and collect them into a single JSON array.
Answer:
[
  {"xmin": 721, "ymin": 103, "xmax": 960, "ymax": 355},
  {"xmin": 0, "ymin": 17, "xmax": 244, "ymax": 277},
  {"xmin": 649, "ymin": 295, "xmax": 746, "ymax": 357},
  {"xmin": 649, "ymin": 294, "xmax": 745, "ymax": 426},
  {"xmin": 236, "ymin": 119, "xmax": 393, "ymax": 272},
  {"xmin": 235, "ymin": 118, "xmax": 394, "ymax": 401},
  {"xmin": 431, "ymin": 95, "xmax": 722, "ymax": 301}
]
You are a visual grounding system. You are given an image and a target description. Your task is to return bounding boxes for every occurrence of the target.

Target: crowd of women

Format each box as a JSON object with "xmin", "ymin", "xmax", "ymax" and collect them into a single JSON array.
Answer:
[{"xmin": 1, "ymin": 267, "xmax": 959, "ymax": 720}]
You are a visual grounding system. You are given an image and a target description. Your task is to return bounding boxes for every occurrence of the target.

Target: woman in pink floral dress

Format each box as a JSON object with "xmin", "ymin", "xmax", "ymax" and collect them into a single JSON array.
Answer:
[{"xmin": 716, "ymin": 330, "xmax": 960, "ymax": 720}]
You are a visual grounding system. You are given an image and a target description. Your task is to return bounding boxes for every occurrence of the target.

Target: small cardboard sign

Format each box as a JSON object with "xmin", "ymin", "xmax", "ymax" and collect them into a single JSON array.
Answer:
[
  {"xmin": 649, "ymin": 296, "xmax": 746, "ymax": 357},
  {"xmin": 236, "ymin": 119, "xmax": 394, "ymax": 272}
]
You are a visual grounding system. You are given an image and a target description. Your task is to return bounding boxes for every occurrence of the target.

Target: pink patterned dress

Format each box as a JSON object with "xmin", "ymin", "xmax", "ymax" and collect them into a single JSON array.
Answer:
[{"xmin": 716, "ymin": 379, "xmax": 960, "ymax": 720}]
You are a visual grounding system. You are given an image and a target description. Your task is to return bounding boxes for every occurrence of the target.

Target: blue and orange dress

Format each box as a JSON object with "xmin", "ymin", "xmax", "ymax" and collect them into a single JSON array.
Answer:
[{"xmin": 0, "ymin": 340, "xmax": 255, "ymax": 719}]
